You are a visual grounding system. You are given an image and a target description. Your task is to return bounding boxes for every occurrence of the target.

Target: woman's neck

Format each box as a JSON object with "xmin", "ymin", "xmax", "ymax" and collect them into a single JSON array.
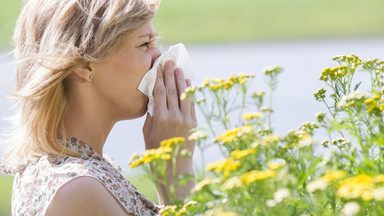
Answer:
[{"xmin": 63, "ymin": 95, "xmax": 116, "ymax": 156}]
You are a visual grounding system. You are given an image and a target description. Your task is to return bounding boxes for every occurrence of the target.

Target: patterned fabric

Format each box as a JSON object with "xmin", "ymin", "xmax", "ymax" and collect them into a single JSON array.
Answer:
[{"xmin": 1, "ymin": 138, "xmax": 160, "ymax": 216}]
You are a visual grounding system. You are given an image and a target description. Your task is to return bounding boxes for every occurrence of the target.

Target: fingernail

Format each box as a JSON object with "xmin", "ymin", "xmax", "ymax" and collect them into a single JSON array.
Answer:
[
  {"xmin": 166, "ymin": 61, "xmax": 174, "ymax": 69},
  {"xmin": 175, "ymin": 68, "xmax": 181, "ymax": 75}
]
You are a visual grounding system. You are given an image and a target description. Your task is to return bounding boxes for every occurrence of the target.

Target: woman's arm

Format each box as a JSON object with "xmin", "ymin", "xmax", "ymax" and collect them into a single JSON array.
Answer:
[
  {"xmin": 143, "ymin": 61, "xmax": 197, "ymax": 205},
  {"xmin": 45, "ymin": 177, "xmax": 133, "ymax": 216}
]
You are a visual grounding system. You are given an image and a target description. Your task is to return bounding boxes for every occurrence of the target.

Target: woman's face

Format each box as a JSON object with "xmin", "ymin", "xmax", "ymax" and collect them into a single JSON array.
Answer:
[{"xmin": 91, "ymin": 21, "xmax": 161, "ymax": 120}]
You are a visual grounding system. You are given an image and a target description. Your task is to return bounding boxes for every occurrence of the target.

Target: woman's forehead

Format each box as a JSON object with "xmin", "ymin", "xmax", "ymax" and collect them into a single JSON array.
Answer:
[{"xmin": 133, "ymin": 22, "xmax": 158, "ymax": 39}]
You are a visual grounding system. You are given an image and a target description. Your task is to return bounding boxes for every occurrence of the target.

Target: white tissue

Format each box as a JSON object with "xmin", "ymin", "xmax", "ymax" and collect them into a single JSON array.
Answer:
[{"xmin": 137, "ymin": 43, "xmax": 195, "ymax": 116}]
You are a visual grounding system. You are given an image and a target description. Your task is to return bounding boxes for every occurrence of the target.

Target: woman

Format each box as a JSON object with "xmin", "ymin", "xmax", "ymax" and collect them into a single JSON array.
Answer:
[{"xmin": 0, "ymin": 0, "xmax": 196, "ymax": 215}]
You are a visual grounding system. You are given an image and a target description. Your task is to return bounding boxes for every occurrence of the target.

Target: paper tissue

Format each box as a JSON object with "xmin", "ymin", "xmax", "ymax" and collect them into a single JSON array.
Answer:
[{"xmin": 137, "ymin": 43, "xmax": 195, "ymax": 116}]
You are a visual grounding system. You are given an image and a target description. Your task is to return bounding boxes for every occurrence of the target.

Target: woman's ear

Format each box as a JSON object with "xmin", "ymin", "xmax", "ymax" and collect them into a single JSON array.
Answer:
[{"xmin": 73, "ymin": 64, "xmax": 94, "ymax": 82}]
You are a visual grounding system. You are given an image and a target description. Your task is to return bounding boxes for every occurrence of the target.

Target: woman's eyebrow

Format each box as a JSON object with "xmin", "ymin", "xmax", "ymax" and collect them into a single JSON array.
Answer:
[{"xmin": 138, "ymin": 31, "xmax": 159, "ymax": 39}]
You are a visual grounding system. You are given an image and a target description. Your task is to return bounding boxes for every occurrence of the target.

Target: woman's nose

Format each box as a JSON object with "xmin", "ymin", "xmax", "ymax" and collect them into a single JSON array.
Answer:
[
  {"xmin": 153, "ymin": 45, "xmax": 161, "ymax": 59},
  {"xmin": 150, "ymin": 46, "xmax": 161, "ymax": 68}
]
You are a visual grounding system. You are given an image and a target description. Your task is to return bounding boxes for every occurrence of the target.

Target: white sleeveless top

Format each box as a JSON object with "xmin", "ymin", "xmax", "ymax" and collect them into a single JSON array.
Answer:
[{"xmin": 0, "ymin": 138, "xmax": 160, "ymax": 216}]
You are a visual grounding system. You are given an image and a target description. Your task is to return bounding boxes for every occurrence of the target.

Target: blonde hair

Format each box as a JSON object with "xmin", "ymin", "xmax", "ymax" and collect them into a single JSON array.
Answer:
[{"xmin": 2, "ymin": 0, "xmax": 159, "ymax": 172}]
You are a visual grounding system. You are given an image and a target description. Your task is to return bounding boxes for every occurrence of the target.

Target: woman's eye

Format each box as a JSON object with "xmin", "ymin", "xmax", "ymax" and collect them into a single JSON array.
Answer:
[{"xmin": 141, "ymin": 42, "xmax": 150, "ymax": 48}]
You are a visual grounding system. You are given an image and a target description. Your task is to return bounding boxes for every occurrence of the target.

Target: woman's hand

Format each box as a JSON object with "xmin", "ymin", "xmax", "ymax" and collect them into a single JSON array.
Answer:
[
  {"xmin": 143, "ymin": 60, "xmax": 196, "ymax": 150},
  {"xmin": 142, "ymin": 60, "xmax": 197, "ymax": 204}
]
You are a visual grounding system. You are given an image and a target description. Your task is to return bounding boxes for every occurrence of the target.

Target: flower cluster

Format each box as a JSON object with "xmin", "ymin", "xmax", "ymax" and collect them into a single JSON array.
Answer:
[
  {"xmin": 197, "ymin": 73, "xmax": 255, "ymax": 92},
  {"xmin": 240, "ymin": 169, "xmax": 276, "ymax": 185},
  {"xmin": 129, "ymin": 137, "xmax": 185, "ymax": 168},
  {"xmin": 332, "ymin": 54, "xmax": 361, "ymax": 68},
  {"xmin": 205, "ymin": 157, "xmax": 241, "ymax": 179},
  {"xmin": 319, "ymin": 65, "xmax": 349, "ymax": 81},
  {"xmin": 263, "ymin": 66, "xmax": 283, "ymax": 76},
  {"xmin": 129, "ymin": 54, "xmax": 384, "ymax": 216},
  {"xmin": 214, "ymin": 125, "xmax": 252, "ymax": 144},
  {"xmin": 241, "ymin": 112, "xmax": 262, "ymax": 120},
  {"xmin": 314, "ymin": 88, "xmax": 326, "ymax": 101},
  {"xmin": 282, "ymin": 129, "xmax": 313, "ymax": 148},
  {"xmin": 306, "ymin": 170, "xmax": 346, "ymax": 193},
  {"xmin": 129, "ymin": 147, "xmax": 172, "ymax": 169},
  {"xmin": 336, "ymin": 174, "xmax": 384, "ymax": 201},
  {"xmin": 337, "ymin": 91, "xmax": 370, "ymax": 109}
]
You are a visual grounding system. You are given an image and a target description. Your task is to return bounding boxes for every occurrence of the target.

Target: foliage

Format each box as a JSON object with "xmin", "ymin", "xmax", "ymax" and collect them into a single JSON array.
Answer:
[
  {"xmin": 154, "ymin": 0, "xmax": 384, "ymax": 44},
  {"xmin": 2, "ymin": 0, "xmax": 384, "ymax": 48},
  {"xmin": 0, "ymin": 175, "xmax": 13, "ymax": 216},
  {"xmin": 130, "ymin": 54, "xmax": 384, "ymax": 215}
]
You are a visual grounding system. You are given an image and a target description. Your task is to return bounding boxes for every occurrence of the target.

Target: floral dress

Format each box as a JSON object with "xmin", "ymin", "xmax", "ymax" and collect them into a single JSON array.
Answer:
[{"xmin": 0, "ymin": 138, "xmax": 160, "ymax": 216}]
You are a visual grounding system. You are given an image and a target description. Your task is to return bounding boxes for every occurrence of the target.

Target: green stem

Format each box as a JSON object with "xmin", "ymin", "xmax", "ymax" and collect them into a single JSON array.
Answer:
[
  {"xmin": 268, "ymin": 84, "xmax": 273, "ymax": 130},
  {"xmin": 347, "ymin": 110, "xmax": 365, "ymax": 155},
  {"xmin": 239, "ymin": 85, "xmax": 247, "ymax": 121},
  {"xmin": 197, "ymin": 102, "xmax": 216, "ymax": 137},
  {"xmin": 199, "ymin": 144, "xmax": 206, "ymax": 178}
]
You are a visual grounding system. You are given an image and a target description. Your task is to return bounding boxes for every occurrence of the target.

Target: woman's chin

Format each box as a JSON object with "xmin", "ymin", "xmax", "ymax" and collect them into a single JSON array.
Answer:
[
  {"xmin": 128, "ymin": 105, "xmax": 149, "ymax": 120},
  {"xmin": 137, "ymin": 107, "xmax": 149, "ymax": 118}
]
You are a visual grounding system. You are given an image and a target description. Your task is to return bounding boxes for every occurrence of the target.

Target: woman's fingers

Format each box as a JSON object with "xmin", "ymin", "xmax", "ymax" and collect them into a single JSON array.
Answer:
[
  {"xmin": 153, "ymin": 65, "xmax": 167, "ymax": 116},
  {"xmin": 154, "ymin": 61, "xmax": 196, "ymax": 126},
  {"xmin": 175, "ymin": 68, "xmax": 190, "ymax": 114},
  {"xmin": 163, "ymin": 61, "xmax": 179, "ymax": 111}
]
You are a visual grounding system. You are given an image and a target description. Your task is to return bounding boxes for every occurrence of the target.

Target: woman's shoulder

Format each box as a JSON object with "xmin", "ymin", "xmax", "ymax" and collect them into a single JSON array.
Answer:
[
  {"xmin": 45, "ymin": 176, "xmax": 132, "ymax": 216},
  {"xmin": 11, "ymin": 155, "xmax": 103, "ymax": 215},
  {"xmin": 12, "ymin": 154, "xmax": 159, "ymax": 216}
]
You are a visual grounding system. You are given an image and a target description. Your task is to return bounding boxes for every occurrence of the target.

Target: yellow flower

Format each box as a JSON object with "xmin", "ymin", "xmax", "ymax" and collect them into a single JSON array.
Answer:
[
  {"xmin": 214, "ymin": 125, "xmax": 252, "ymax": 144},
  {"xmin": 374, "ymin": 174, "xmax": 384, "ymax": 183},
  {"xmin": 237, "ymin": 72, "xmax": 255, "ymax": 78},
  {"xmin": 267, "ymin": 161, "xmax": 287, "ymax": 170},
  {"xmin": 202, "ymin": 78, "xmax": 210, "ymax": 87},
  {"xmin": 188, "ymin": 131, "xmax": 208, "ymax": 141},
  {"xmin": 222, "ymin": 176, "xmax": 243, "ymax": 190},
  {"xmin": 337, "ymin": 174, "xmax": 375, "ymax": 201},
  {"xmin": 238, "ymin": 78, "xmax": 248, "ymax": 84},
  {"xmin": 241, "ymin": 170, "xmax": 276, "ymax": 185},
  {"xmin": 159, "ymin": 205, "xmax": 177, "ymax": 216},
  {"xmin": 229, "ymin": 73, "xmax": 255, "ymax": 85},
  {"xmin": 364, "ymin": 95, "xmax": 380, "ymax": 104},
  {"xmin": 307, "ymin": 170, "xmax": 346, "ymax": 193},
  {"xmin": 212, "ymin": 78, "xmax": 225, "ymax": 83},
  {"xmin": 367, "ymin": 104, "xmax": 377, "ymax": 112},
  {"xmin": 160, "ymin": 137, "xmax": 185, "ymax": 148},
  {"xmin": 129, "ymin": 145, "xmax": 173, "ymax": 168},
  {"xmin": 191, "ymin": 177, "xmax": 221, "ymax": 193},
  {"xmin": 321, "ymin": 170, "xmax": 346, "ymax": 181},
  {"xmin": 203, "ymin": 207, "xmax": 237, "ymax": 216},
  {"xmin": 231, "ymin": 149, "xmax": 256, "ymax": 159},
  {"xmin": 222, "ymin": 81, "xmax": 234, "ymax": 90},
  {"xmin": 209, "ymin": 84, "xmax": 222, "ymax": 92},
  {"xmin": 206, "ymin": 158, "xmax": 241, "ymax": 179},
  {"xmin": 241, "ymin": 112, "xmax": 262, "ymax": 120}
]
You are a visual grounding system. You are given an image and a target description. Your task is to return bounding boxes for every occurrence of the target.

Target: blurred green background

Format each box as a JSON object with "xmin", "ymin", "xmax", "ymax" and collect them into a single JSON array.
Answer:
[
  {"xmin": 1, "ymin": 0, "xmax": 384, "ymax": 48},
  {"xmin": 1, "ymin": 0, "xmax": 384, "ymax": 215}
]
